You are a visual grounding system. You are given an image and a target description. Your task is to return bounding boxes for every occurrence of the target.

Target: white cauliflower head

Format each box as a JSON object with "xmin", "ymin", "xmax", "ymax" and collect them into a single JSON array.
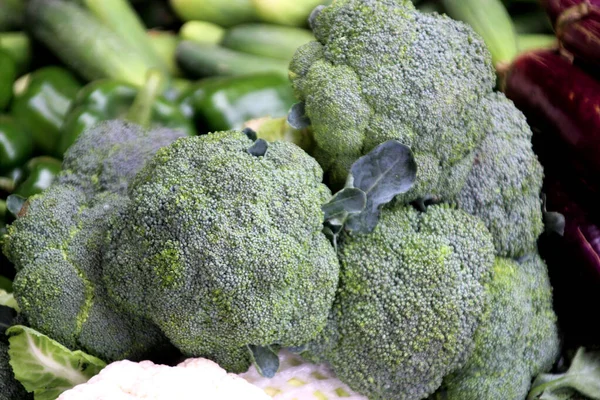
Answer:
[{"xmin": 57, "ymin": 357, "xmax": 271, "ymax": 400}]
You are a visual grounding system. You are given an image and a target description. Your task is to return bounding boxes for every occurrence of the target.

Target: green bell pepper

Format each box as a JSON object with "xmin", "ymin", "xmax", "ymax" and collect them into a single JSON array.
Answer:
[
  {"xmin": 11, "ymin": 67, "xmax": 81, "ymax": 155},
  {"xmin": 177, "ymin": 72, "xmax": 297, "ymax": 132},
  {"xmin": 13, "ymin": 156, "xmax": 62, "ymax": 198},
  {"xmin": 0, "ymin": 50, "xmax": 17, "ymax": 110},
  {"xmin": 0, "ymin": 115, "xmax": 32, "ymax": 173},
  {"xmin": 57, "ymin": 79, "xmax": 195, "ymax": 156}
]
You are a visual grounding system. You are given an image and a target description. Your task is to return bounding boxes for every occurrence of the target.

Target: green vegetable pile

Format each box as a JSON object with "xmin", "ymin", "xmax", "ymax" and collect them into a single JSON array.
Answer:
[{"xmin": 1, "ymin": 0, "xmax": 599, "ymax": 400}]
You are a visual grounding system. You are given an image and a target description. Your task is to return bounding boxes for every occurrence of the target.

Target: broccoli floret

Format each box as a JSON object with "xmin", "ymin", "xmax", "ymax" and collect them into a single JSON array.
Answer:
[
  {"xmin": 289, "ymin": 0, "xmax": 495, "ymax": 194},
  {"xmin": 0, "ymin": 341, "xmax": 31, "ymax": 400},
  {"xmin": 2, "ymin": 121, "xmax": 186, "ymax": 361},
  {"xmin": 102, "ymin": 130, "xmax": 340, "ymax": 373},
  {"xmin": 452, "ymin": 93, "xmax": 544, "ymax": 258},
  {"xmin": 303, "ymin": 204, "xmax": 496, "ymax": 400},
  {"xmin": 436, "ymin": 254, "xmax": 560, "ymax": 400},
  {"xmin": 59, "ymin": 121, "xmax": 186, "ymax": 198}
]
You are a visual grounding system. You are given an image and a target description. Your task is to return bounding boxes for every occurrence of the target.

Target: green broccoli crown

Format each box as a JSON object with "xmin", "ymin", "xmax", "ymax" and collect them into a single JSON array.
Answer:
[
  {"xmin": 102, "ymin": 130, "xmax": 340, "ymax": 373},
  {"xmin": 59, "ymin": 120, "xmax": 186, "ymax": 198},
  {"xmin": 290, "ymin": 0, "xmax": 495, "ymax": 194},
  {"xmin": 304, "ymin": 203, "xmax": 495, "ymax": 400},
  {"xmin": 452, "ymin": 93, "xmax": 544, "ymax": 258},
  {"xmin": 437, "ymin": 254, "xmax": 560, "ymax": 400},
  {"xmin": 2, "ymin": 122, "xmax": 185, "ymax": 362},
  {"xmin": 0, "ymin": 341, "xmax": 31, "ymax": 400}
]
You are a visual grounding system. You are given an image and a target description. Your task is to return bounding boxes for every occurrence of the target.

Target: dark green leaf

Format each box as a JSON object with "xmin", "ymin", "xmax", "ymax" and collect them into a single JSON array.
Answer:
[
  {"xmin": 287, "ymin": 102, "xmax": 311, "ymax": 130},
  {"xmin": 247, "ymin": 139, "xmax": 268, "ymax": 157},
  {"xmin": 544, "ymin": 211, "xmax": 566, "ymax": 236},
  {"xmin": 346, "ymin": 140, "xmax": 417, "ymax": 233},
  {"xmin": 322, "ymin": 188, "xmax": 366, "ymax": 223},
  {"xmin": 242, "ymin": 127, "xmax": 258, "ymax": 141},
  {"xmin": 6, "ymin": 195, "xmax": 27, "ymax": 217},
  {"xmin": 248, "ymin": 345, "xmax": 280, "ymax": 378}
]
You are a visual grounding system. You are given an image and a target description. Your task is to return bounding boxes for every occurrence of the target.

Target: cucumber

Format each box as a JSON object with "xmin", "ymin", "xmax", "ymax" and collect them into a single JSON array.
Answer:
[
  {"xmin": 179, "ymin": 21, "xmax": 225, "ymax": 45},
  {"xmin": 176, "ymin": 41, "xmax": 289, "ymax": 78},
  {"xmin": 169, "ymin": 0, "xmax": 256, "ymax": 27},
  {"xmin": 27, "ymin": 0, "xmax": 153, "ymax": 87},
  {"xmin": 442, "ymin": 0, "xmax": 518, "ymax": 68},
  {"xmin": 80, "ymin": 0, "xmax": 169, "ymax": 74},
  {"xmin": 221, "ymin": 24, "xmax": 314, "ymax": 61}
]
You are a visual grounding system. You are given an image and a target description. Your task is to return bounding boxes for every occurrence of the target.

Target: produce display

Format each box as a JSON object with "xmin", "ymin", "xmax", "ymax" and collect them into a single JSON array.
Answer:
[{"xmin": 1, "ymin": 0, "xmax": 600, "ymax": 400}]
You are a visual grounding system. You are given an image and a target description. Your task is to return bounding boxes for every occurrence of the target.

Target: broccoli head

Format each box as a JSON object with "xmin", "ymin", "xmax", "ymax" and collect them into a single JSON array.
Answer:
[
  {"xmin": 2, "ymin": 121, "xmax": 186, "ymax": 361},
  {"xmin": 0, "ymin": 341, "xmax": 31, "ymax": 400},
  {"xmin": 59, "ymin": 121, "xmax": 186, "ymax": 198},
  {"xmin": 303, "ymin": 203, "xmax": 496, "ymax": 400},
  {"xmin": 289, "ymin": 0, "xmax": 495, "ymax": 195},
  {"xmin": 452, "ymin": 93, "xmax": 544, "ymax": 258},
  {"xmin": 102, "ymin": 130, "xmax": 340, "ymax": 372},
  {"xmin": 435, "ymin": 254, "xmax": 560, "ymax": 400}
]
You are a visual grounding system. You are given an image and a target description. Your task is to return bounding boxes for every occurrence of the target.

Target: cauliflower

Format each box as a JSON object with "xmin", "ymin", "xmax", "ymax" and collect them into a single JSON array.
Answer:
[
  {"xmin": 241, "ymin": 350, "xmax": 367, "ymax": 400},
  {"xmin": 58, "ymin": 358, "xmax": 270, "ymax": 400}
]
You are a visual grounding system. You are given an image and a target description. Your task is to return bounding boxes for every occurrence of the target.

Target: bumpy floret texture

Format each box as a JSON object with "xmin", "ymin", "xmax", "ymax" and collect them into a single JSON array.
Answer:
[
  {"xmin": 436, "ymin": 254, "xmax": 560, "ymax": 400},
  {"xmin": 452, "ymin": 93, "xmax": 544, "ymax": 258},
  {"xmin": 102, "ymin": 130, "xmax": 339, "ymax": 373},
  {"xmin": 290, "ymin": 0, "xmax": 495, "ymax": 193},
  {"xmin": 0, "ymin": 341, "xmax": 31, "ymax": 400},
  {"xmin": 59, "ymin": 121, "xmax": 186, "ymax": 198},
  {"xmin": 303, "ymin": 204, "xmax": 495, "ymax": 400},
  {"xmin": 2, "ymin": 121, "xmax": 185, "ymax": 361}
]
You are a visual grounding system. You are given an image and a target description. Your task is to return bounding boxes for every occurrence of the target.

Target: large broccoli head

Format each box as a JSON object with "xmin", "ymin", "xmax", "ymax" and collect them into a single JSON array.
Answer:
[
  {"xmin": 452, "ymin": 93, "xmax": 544, "ymax": 258},
  {"xmin": 289, "ymin": 0, "xmax": 495, "ymax": 195},
  {"xmin": 303, "ymin": 204, "xmax": 496, "ymax": 400},
  {"xmin": 436, "ymin": 254, "xmax": 560, "ymax": 400},
  {"xmin": 2, "ymin": 121, "xmax": 186, "ymax": 361},
  {"xmin": 102, "ymin": 130, "xmax": 340, "ymax": 373}
]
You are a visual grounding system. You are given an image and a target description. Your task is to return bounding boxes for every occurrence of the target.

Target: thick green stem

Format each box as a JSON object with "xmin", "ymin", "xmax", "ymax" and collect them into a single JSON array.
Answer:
[
  {"xmin": 526, "ymin": 375, "xmax": 570, "ymax": 400},
  {"xmin": 126, "ymin": 69, "xmax": 165, "ymax": 128}
]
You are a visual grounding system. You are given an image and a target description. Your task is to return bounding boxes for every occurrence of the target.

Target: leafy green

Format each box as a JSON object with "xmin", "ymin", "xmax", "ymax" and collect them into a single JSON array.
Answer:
[
  {"xmin": 528, "ymin": 348, "xmax": 600, "ymax": 400},
  {"xmin": 7, "ymin": 325, "xmax": 107, "ymax": 400},
  {"xmin": 0, "ymin": 289, "xmax": 19, "ymax": 311},
  {"xmin": 248, "ymin": 345, "xmax": 280, "ymax": 378},
  {"xmin": 322, "ymin": 188, "xmax": 366, "ymax": 226},
  {"xmin": 346, "ymin": 140, "xmax": 417, "ymax": 233}
]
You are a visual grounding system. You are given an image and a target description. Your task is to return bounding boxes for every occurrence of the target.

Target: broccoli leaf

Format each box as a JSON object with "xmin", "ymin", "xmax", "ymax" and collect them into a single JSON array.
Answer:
[
  {"xmin": 322, "ymin": 188, "xmax": 367, "ymax": 225},
  {"xmin": 247, "ymin": 139, "xmax": 269, "ymax": 157},
  {"xmin": 287, "ymin": 102, "xmax": 311, "ymax": 130},
  {"xmin": 7, "ymin": 325, "xmax": 107, "ymax": 400},
  {"xmin": 346, "ymin": 140, "xmax": 417, "ymax": 233},
  {"xmin": 0, "ymin": 289, "xmax": 19, "ymax": 312},
  {"xmin": 242, "ymin": 127, "xmax": 258, "ymax": 141},
  {"xmin": 6, "ymin": 195, "xmax": 27, "ymax": 218},
  {"xmin": 0, "ymin": 276, "xmax": 12, "ymax": 292},
  {"xmin": 528, "ymin": 348, "xmax": 600, "ymax": 400},
  {"xmin": 248, "ymin": 344, "xmax": 280, "ymax": 378}
]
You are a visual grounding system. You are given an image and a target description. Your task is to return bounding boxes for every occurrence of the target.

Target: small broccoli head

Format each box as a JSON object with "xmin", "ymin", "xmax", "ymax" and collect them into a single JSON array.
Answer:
[
  {"xmin": 289, "ymin": 0, "xmax": 495, "ymax": 194},
  {"xmin": 437, "ymin": 254, "xmax": 560, "ymax": 400},
  {"xmin": 452, "ymin": 93, "xmax": 544, "ymax": 258},
  {"xmin": 2, "ymin": 122, "xmax": 186, "ymax": 361},
  {"xmin": 303, "ymin": 204, "xmax": 495, "ymax": 400},
  {"xmin": 102, "ymin": 130, "xmax": 340, "ymax": 372},
  {"xmin": 58, "ymin": 120, "xmax": 186, "ymax": 198},
  {"xmin": 4, "ymin": 186, "xmax": 167, "ymax": 361},
  {"xmin": 0, "ymin": 341, "xmax": 31, "ymax": 400}
]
